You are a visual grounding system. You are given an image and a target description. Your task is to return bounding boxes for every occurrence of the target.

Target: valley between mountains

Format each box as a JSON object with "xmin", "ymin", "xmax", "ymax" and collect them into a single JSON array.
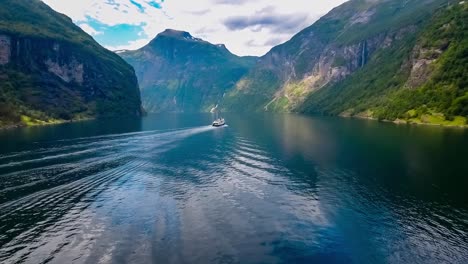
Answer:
[{"xmin": 1, "ymin": 0, "xmax": 467, "ymax": 128}]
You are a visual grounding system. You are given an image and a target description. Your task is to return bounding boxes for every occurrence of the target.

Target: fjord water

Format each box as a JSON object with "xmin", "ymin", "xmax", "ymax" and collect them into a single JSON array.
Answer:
[{"xmin": 0, "ymin": 114, "xmax": 467, "ymax": 264}]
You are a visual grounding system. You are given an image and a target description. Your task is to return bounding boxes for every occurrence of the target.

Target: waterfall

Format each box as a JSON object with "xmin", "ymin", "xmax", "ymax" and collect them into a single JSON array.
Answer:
[{"xmin": 360, "ymin": 41, "xmax": 367, "ymax": 67}]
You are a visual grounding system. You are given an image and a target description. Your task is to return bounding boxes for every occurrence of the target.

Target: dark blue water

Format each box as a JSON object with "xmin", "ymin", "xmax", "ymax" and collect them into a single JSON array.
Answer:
[{"xmin": 0, "ymin": 114, "xmax": 467, "ymax": 264}]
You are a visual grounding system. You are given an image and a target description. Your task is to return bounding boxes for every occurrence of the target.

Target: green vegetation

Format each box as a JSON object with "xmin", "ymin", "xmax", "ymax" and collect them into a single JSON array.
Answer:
[
  {"xmin": 224, "ymin": 69, "xmax": 280, "ymax": 112},
  {"xmin": 299, "ymin": 1, "xmax": 467, "ymax": 127},
  {"xmin": 0, "ymin": 0, "xmax": 120, "ymax": 62},
  {"xmin": 372, "ymin": 2, "xmax": 468, "ymax": 123},
  {"xmin": 0, "ymin": 0, "xmax": 142, "ymax": 128},
  {"xmin": 332, "ymin": 56, "xmax": 347, "ymax": 68},
  {"xmin": 121, "ymin": 30, "xmax": 256, "ymax": 113},
  {"xmin": 224, "ymin": 0, "xmax": 455, "ymax": 114},
  {"xmin": 407, "ymin": 113, "xmax": 466, "ymax": 127},
  {"xmin": 119, "ymin": 0, "xmax": 465, "ymax": 128},
  {"xmin": 299, "ymin": 30, "xmax": 418, "ymax": 116},
  {"xmin": 335, "ymin": 0, "xmax": 448, "ymax": 45},
  {"xmin": 3, "ymin": 0, "xmax": 464, "ymax": 129}
]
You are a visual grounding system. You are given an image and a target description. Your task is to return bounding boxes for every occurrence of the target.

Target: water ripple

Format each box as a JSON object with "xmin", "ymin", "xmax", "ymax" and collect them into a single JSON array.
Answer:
[{"xmin": 0, "ymin": 121, "xmax": 467, "ymax": 264}]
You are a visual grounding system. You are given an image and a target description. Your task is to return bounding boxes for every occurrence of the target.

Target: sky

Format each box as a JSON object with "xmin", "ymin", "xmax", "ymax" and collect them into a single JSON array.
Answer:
[{"xmin": 41, "ymin": 0, "xmax": 348, "ymax": 56}]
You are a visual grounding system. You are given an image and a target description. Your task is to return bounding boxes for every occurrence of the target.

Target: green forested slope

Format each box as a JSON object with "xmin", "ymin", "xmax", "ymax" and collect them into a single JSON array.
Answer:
[
  {"xmin": 0, "ymin": 0, "xmax": 142, "ymax": 128},
  {"xmin": 300, "ymin": 1, "xmax": 467, "ymax": 126},
  {"xmin": 221, "ymin": 0, "xmax": 466, "ymax": 126},
  {"xmin": 224, "ymin": 0, "xmax": 450, "ymax": 113},
  {"xmin": 120, "ymin": 30, "xmax": 256, "ymax": 113}
]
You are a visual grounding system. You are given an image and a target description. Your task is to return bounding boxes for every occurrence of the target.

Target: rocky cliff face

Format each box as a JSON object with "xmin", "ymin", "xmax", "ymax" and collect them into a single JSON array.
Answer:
[
  {"xmin": 0, "ymin": 0, "xmax": 142, "ymax": 127},
  {"xmin": 298, "ymin": 24, "xmax": 418, "ymax": 91},
  {"xmin": 120, "ymin": 29, "xmax": 256, "ymax": 113},
  {"xmin": 299, "ymin": 0, "xmax": 467, "ymax": 125},
  {"xmin": 223, "ymin": 0, "xmax": 451, "ymax": 113},
  {"xmin": 0, "ymin": 35, "xmax": 10, "ymax": 65},
  {"xmin": 405, "ymin": 45, "xmax": 442, "ymax": 88}
]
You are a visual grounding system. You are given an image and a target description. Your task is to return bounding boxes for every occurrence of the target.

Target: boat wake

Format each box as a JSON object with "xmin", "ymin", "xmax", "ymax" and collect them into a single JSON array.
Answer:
[
  {"xmin": 0, "ymin": 126, "xmax": 214, "ymax": 202},
  {"xmin": 0, "ymin": 125, "xmax": 220, "ymax": 262}
]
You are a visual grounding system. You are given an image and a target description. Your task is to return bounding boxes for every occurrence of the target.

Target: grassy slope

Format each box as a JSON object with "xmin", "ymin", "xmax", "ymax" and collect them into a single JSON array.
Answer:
[
  {"xmin": 375, "ymin": 2, "xmax": 468, "ymax": 125},
  {"xmin": 300, "ymin": 1, "xmax": 467, "ymax": 126}
]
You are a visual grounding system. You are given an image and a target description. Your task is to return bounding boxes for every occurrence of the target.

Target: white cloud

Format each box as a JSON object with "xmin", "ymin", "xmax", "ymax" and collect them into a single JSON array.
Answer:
[
  {"xmin": 78, "ymin": 23, "xmax": 103, "ymax": 36},
  {"xmin": 42, "ymin": 0, "xmax": 348, "ymax": 56},
  {"xmin": 42, "ymin": 0, "xmax": 164, "ymax": 25},
  {"xmin": 105, "ymin": 38, "xmax": 152, "ymax": 51}
]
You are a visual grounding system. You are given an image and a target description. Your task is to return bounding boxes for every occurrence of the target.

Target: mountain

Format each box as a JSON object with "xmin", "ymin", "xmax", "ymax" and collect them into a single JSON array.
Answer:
[
  {"xmin": 299, "ymin": 0, "xmax": 468, "ymax": 125},
  {"xmin": 225, "ymin": 0, "xmax": 467, "ymax": 126},
  {"xmin": 0, "ymin": 0, "xmax": 142, "ymax": 128},
  {"xmin": 120, "ymin": 29, "xmax": 256, "ymax": 113}
]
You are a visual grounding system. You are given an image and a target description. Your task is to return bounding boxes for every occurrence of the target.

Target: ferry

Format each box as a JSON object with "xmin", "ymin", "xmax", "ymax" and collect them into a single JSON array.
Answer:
[{"xmin": 212, "ymin": 118, "xmax": 226, "ymax": 127}]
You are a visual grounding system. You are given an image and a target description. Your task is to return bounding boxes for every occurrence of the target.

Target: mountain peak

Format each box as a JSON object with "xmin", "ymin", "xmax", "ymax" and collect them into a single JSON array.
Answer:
[{"xmin": 156, "ymin": 29, "xmax": 201, "ymax": 41}]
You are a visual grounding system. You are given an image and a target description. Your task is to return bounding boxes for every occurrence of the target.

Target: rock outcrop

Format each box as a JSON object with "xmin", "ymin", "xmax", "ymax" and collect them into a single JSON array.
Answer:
[{"xmin": 0, "ymin": 0, "xmax": 142, "ymax": 127}]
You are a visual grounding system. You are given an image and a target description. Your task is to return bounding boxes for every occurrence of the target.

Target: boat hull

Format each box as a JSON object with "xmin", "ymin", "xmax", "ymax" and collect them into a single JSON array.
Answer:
[{"xmin": 212, "ymin": 118, "xmax": 226, "ymax": 127}]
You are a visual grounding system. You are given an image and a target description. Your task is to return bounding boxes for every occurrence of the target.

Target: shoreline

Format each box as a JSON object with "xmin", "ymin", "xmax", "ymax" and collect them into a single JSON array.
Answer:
[
  {"xmin": 348, "ymin": 114, "xmax": 468, "ymax": 129},
  {"xmin": 0, "ymin": 117, "xmax": 94, "ymax": 131},
  {"xmin": 2, "ymin": 112, "xmax": 467, "ymax": 131}
]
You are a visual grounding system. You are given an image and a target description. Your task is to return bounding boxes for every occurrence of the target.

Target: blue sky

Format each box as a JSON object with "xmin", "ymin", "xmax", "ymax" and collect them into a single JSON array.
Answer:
[
  {"xmin": 85, "ymin": 17, "xmax": 147, "ymax": 47},
  {"xmin": 42, "ymin": 0, "xmax": 347, "ymax": 56}
]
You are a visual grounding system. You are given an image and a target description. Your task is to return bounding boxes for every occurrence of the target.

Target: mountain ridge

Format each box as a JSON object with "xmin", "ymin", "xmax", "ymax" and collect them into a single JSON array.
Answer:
[
  {"xmin": 222, "ymin": 0, "xmax": 467, "ymax": 126},
  {"xmin": 298, "ymin": 0, "xmax": 468, "ymax": 126},
  {"xmin": 3, "ymin": 0, "xmax": 464, "ymax": 128},
  {"xmin": 120, "ymin": 30, "xmax": 257, "ymax": 113}
]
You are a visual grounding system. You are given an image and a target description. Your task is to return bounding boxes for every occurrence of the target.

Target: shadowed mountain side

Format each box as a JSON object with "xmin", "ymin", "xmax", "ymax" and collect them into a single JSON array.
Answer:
[
  {"xmin": 0, "ymin": 0, "xmax": 142, "ymax": 128},
  {"xmin": 120, "ymin": 29, "xmax": 257, "ymax": 113}
]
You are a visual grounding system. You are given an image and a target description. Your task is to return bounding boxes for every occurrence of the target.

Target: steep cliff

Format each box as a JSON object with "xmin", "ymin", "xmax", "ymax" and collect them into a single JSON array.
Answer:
[
  {"xmin": 299, "ymin": 0, "xmax": 468, "ymax": 126},
  {"xmin": 224, "ymin": 0, "xmax": 466, "ymax": 126},
  {"xmin": 0, "ymin": 0, "xmax": 142, "ymax": 128},
  {"xmin": 120, "ymin": 29, "xmax": 256, "ymax": 113}
]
